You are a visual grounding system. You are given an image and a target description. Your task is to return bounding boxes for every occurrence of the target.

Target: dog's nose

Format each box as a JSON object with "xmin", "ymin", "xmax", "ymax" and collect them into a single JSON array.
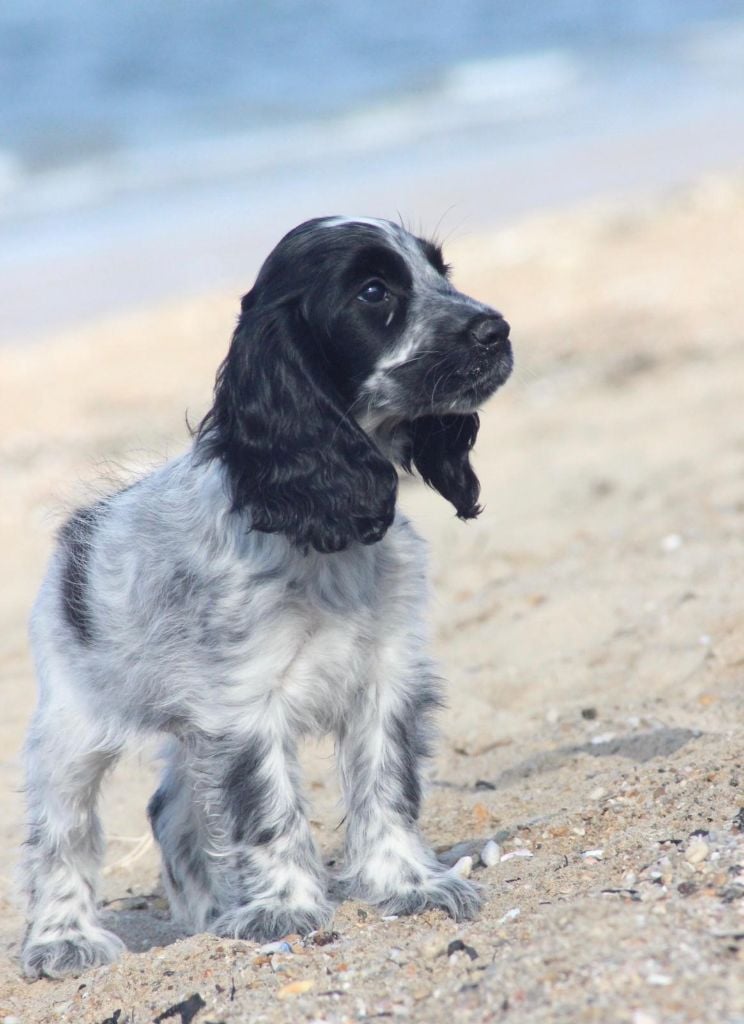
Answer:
[{"xmin": 469, "ymin": 314, "xmax": 510, "ymax": 348}]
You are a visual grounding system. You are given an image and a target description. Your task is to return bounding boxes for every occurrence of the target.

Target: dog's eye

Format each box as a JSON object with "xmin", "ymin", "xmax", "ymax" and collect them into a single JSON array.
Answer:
[{"xmin": 358, "ymin": 280, "xmax": 389, "ymax": 304}]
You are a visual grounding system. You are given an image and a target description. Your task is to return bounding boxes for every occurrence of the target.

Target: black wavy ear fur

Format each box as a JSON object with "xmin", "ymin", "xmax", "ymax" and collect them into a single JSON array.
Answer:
[
  {"xmin": 197, "ymin": 294, "xmax": 398, "ymax": 553},
  {"xmin": 403, "ymin": 414, "xmax": 482, "ymax": 520}
]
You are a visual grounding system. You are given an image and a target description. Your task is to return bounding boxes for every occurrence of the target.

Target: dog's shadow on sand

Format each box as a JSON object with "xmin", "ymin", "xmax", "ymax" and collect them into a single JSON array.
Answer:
[{"xmin": 102, "ymin": 899, "xmax": 188, "ymax": 954}]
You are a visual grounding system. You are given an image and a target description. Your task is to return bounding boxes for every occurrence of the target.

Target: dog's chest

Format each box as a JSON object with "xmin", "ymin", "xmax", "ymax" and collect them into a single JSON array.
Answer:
[{"xmin": 227, "ymin": 520, "xmax": 426, "ymax": 728}]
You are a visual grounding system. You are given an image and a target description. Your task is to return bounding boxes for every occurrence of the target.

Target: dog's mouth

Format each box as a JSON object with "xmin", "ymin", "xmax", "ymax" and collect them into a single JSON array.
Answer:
[
  {"xmin": 360, "ymin": 339, "xmax": 513, "ymax": 453},
  {"xmin": 461, "ymin": 344, "xmax": 514, "ymax": 402},
  {"xmin": 425, "ymin": 340, "xmax": 514, "ymax": 415}
]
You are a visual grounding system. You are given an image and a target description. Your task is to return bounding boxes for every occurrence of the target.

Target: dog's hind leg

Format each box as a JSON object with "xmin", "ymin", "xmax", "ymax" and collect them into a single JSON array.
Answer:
[
  {"xmin": 147, "ymin": 740, "xmax": 221, "ymax": 932},
  {"xmin": 21, "ymin": 696, "xmax": 125, "ymax": 978},
  {"xmin": 168, "ymin": 722, "xmax": 332, "ymax": 943}
]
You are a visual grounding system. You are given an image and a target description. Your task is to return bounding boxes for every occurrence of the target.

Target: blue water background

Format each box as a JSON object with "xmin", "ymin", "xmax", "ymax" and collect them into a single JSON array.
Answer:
[{"xmin": 1, "ymin": 0, "xmax": 744, "ymax": 338}]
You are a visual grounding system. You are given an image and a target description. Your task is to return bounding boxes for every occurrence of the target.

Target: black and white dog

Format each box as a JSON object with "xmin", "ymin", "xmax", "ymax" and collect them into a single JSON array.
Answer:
[{"xmin": 21, "ymin": 216, "xmax": 512, "ymax": 978}]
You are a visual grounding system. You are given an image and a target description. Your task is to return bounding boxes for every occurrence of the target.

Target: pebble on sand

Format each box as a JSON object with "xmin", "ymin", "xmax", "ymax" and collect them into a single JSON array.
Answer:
[
  {"xmin": 259, "ymin": 939, "xmax": 294, "ymax": 955},
  {"xmin": 481, "ymin": 840, "xmax": 502, "ymax": 867},
  {"xmin": 276, "ymin": 979, "xmax": 315, "ymax": 1000},
  {"xmin": 497, "ymin": 907, "xmax": 521, "ymax": 924}
]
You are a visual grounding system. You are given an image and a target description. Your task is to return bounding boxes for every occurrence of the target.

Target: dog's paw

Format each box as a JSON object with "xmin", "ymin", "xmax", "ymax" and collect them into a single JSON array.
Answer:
[
  {"xmin": 342, "ymin": 865, "xmax": 482, "ymax": 923},
  {"xmin": 22, "ymin": 928, "xmax": 125, "ymax": 979},
  {"xmin": 212, "ymin": 897, "xmax": 334, "ymax": 942},
  {"xmin": 380, "ymin": 870, "xmax": 482, "ymax": 921}
]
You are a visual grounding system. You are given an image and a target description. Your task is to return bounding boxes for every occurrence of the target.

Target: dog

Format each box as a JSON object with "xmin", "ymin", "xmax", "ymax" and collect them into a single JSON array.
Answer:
[{"xmin": 21, "ymin": 216, "xmax": 512, "ymax": 978}]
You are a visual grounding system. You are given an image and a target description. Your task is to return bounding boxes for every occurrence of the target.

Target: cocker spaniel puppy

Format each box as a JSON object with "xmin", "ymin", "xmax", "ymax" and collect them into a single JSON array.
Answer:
[{"xmin": 21, "ymin": 216, "xmax": 512, "ymax": 978}]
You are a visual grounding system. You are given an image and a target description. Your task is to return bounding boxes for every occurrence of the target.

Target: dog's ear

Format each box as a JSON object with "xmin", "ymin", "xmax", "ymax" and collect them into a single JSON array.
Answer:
[
  {"xmin": 401, "ymin": 414, "xmax": 482, "ymax": 520},
  {"xmin": 197, "ymin": 293, "xmax": 397, "ymax": 553}
]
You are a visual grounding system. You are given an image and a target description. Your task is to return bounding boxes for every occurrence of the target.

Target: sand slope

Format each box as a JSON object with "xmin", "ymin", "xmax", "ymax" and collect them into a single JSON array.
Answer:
[{"xmin": 1, "ymin": 176, "xmax": 743, "ymax": 1023}]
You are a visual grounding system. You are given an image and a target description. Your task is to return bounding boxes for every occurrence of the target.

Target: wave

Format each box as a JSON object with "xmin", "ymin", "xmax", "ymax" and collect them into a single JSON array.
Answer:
[
  {"xmin": 0, "ymin": 49, "xmax": 581, "ymax": 225},
  {"xmin": 679, "ymin": 18, "xmax": 744, "ymax": 68}
]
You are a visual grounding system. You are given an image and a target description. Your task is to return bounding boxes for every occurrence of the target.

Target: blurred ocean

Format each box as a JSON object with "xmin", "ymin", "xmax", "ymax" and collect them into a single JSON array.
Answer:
[{"xmin": 2, "ymin": 0, "xmax": 744, "ymax": 339}]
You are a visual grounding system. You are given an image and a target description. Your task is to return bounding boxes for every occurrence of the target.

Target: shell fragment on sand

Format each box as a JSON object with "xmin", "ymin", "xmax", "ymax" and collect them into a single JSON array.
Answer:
[
  {"xmin": 481, "ymin": 840, "xmax": 502, "ymax": 867},
  {"xmin": 451, "ymin": 855, "xmax": 474, "ymax": 878},
  {"xmin": 500, "ymin": 849, "xmax": 533, "ymax": 862}
]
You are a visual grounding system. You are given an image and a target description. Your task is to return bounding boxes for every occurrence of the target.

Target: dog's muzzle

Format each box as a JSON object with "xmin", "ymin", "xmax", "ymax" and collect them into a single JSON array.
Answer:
[{"xmin": 462, "ymin": 310, "xmax": 513, "ymax": 398}]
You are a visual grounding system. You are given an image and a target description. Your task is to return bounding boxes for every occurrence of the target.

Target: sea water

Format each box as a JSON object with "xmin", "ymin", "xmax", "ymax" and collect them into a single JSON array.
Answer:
[{"xmin": 1, "ymin": 0, "xmax": 743, "ymax": 339}]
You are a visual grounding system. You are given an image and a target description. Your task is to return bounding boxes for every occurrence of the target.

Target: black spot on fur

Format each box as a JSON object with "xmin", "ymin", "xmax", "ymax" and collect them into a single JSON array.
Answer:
[
  {"xmin": 224, "ymin": 739, "xmax": 271, "ymax": 843},
  {"xmin": 163, "ymin": 859, "xmax": 184, "ymax": 896},
  {"xmin": 147, "ymin": 786, "xmax": 167, "ymax": 826},
  {"xmin": 389, "ymin": 680, "xmax": 443, "ymax": 822},
  {"xmin": 390, "ymin": 714, "xmax": 423, "ymax": 821},
  {"xmin": 59, "ymin": 505, "xmax": 102, "ymax": 644},
  {"xmin": 163, "ymin": 564, "xmax": 200, "ymax": 607}
]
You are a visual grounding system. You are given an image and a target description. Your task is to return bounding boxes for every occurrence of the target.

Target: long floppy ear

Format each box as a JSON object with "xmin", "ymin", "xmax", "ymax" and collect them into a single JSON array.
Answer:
[
  {"xmin": 402, "ymin": 414, "xmax": 482, "ymax": 519},
  {"xmin": 197, "ymin": 293, "xmax": 398, "ymax": 553}
]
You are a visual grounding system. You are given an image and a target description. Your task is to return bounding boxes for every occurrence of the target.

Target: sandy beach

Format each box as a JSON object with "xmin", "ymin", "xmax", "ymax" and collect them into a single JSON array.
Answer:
[{"xmin": 1, "ymin": 174, "xmax": 743, "ymax": 1023}]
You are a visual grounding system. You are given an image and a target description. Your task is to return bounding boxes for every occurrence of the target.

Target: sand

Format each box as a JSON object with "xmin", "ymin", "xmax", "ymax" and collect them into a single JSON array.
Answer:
[{"xmin": 1, "ymin": 174, "xmax": 743, "ymax": 1023}]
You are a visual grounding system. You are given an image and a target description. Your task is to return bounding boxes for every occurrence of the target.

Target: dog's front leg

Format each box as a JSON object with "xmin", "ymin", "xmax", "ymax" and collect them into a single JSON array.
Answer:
[
  {"xmin": 336, "ymin": 668, "xmax": 481, "ymax": 921},
  {"xmin": 168, "ymin": 725, "xmax": 332, "ymax": 942}
]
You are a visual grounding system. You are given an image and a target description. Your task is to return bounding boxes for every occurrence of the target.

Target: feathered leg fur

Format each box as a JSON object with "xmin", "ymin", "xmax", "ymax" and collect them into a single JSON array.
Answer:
[
  {"xmin": 21, "ymin": 699, "xmax": 125, "ymax": 979},
  {"xmin": 336, "ymin": 655, "xmax": 481, "ymax": 920},
  {"xmin": 150, "ymin": 721, "xmax": 332, "ymax": 941}
]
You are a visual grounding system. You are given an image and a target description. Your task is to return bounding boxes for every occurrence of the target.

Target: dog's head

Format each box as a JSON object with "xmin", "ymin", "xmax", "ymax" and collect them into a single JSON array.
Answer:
[{"xmin": 198, "ymin": 217, "xmax": 513, "ymax": 553}]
